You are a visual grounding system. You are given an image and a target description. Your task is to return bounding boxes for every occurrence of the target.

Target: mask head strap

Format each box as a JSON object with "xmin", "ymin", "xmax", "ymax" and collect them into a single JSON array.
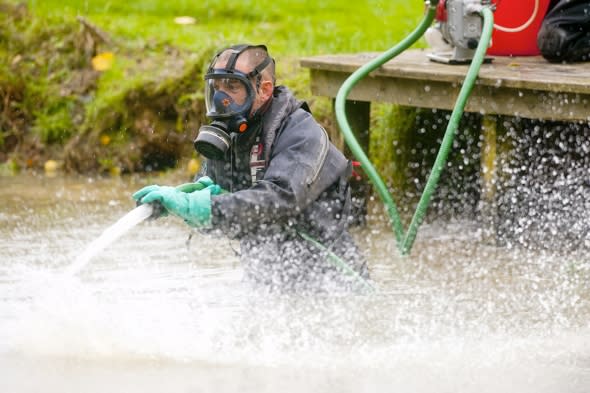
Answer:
[{"xmin": 207, "ymin": 44, "xmax": 275, "ymax": 88}]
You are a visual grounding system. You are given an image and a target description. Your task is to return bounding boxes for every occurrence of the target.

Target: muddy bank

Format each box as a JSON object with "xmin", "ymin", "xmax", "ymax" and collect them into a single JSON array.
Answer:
[{"xmin": 0, "ymin": 2, "xmax": 214, "ymax": 174}]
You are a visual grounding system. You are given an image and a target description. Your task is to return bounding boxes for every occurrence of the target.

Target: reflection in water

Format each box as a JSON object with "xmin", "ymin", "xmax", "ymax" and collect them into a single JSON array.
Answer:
[{"xmin": 0, "ymin": 174, "xmax": 589, "ymax": 393}]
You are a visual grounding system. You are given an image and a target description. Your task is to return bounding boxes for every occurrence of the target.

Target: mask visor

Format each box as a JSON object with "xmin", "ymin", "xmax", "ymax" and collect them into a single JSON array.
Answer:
[{"xmin": 204, "ymin": 71, "xmax": 255, "ymax": 119}]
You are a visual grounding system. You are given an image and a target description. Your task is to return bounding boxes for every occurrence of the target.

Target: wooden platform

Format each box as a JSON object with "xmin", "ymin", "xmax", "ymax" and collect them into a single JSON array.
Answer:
[
  {"xmin": 301, "ymin": 48, "xmax": 590, "ymax": 122},
  {"xmin": 300, "ymin": 49, "xmax": 590, "ymax": 233}
]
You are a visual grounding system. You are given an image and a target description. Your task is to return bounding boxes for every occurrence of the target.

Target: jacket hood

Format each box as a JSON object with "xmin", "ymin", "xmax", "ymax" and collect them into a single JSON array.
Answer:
[{"xmin": 261, "ymin": 86, "xmax": 309, "ymax": 163}]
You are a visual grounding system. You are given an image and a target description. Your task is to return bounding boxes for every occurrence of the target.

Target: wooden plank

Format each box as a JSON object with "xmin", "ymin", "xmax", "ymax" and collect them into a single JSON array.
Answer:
[
  {"xmin": 303, "ymin": 50, "xmax": 590, "ymax": 121},
  {"xmin": 301, "ymin": 49, "xmax": 590, "ymax": 94}
]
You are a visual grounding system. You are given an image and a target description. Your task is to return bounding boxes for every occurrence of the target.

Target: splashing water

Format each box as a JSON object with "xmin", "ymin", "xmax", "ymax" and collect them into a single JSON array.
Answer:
[
  {"xmin": 2, "ymin": 175, "xmax": 590, "ymax": 393},
  {"xmin": 65, "ymin": 204, "xmax": 155, "ymax": 276}
]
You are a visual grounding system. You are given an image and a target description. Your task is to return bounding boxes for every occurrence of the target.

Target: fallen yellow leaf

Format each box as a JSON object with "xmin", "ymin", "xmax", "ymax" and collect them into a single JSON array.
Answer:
[
  {"xmin": 100, "ymin": 134, "xmax": 111, "ymax": 146},
  {"xmin": 92, "ymin": 52, "xmax": 115, "ymax": 71},
  {"xmin": 44, "ymin": 159, "xmax": 59, "ymax": 172},
  {"xmin": 187, "ymin": 158, "xmax": 200, "ymax": 176},
  {"xmin": 109, "ymin": 166, "xmax": 121, "ymax": 176}
]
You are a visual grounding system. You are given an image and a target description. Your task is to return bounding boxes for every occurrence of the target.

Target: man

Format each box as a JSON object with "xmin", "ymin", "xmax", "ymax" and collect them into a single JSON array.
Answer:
[{"xmin": 133, "ymin": 44, "xmax": 369, "ymax": 293}]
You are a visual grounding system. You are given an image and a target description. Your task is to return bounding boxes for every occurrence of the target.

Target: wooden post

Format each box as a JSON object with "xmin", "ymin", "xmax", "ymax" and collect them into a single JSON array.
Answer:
[
  {"xmin": 332, "ymin": 99, "xmax": 371, "ymax": 225},
  {"xmin": 480, "ymin": 114, "xmax": 497, "ymax": 242},
  {"xmin": 329, "ymin": 99, "xmax": 370, "ymax": 154}
]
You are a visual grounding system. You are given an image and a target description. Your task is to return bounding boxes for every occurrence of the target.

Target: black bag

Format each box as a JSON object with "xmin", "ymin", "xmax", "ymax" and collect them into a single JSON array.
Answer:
[{"xmin": 537, "ymin": 0, "xmax": 590, "ymax": 62}]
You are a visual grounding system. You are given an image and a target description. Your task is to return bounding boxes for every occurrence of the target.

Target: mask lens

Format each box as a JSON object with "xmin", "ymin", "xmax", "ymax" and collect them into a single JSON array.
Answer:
[
  {"xmin": 205, "ymin": 74, "xmax": 253, "ymax": 118},
  {"xmin": 214, "ymin": 78, "xmax": 245, "ymax": 97}
]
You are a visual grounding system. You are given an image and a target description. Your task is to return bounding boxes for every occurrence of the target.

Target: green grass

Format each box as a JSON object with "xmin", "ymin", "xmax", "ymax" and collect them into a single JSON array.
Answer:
[
  {"xmin": 21, "ymin": 0, "xmax": 425, "ymax": 58},
  {"xmin": 7, "ymin": 0, "xmax": 428, "ymax": 127}
]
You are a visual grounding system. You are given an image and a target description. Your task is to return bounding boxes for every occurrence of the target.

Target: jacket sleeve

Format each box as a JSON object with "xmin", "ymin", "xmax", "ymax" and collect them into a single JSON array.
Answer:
[{"xmin": 210, "ymin": 109, "xmax": 348, "ymax": 238}]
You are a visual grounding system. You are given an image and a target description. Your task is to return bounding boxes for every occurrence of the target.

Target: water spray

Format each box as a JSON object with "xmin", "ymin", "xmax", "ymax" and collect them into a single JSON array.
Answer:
[
  {"xmin": 65, "ymin": 204, "xmax": 156, "ymax": 276},
  {"xmin": 66, "ymin": 180, "xmax": 211, "ymax": 275},
  {"xmin": 67, "ymin": 195, "xmax": 375, "ymax": 293},
  {"xmin": 298, "ymin": 231, "xmax": 377, "ymax": 293}
]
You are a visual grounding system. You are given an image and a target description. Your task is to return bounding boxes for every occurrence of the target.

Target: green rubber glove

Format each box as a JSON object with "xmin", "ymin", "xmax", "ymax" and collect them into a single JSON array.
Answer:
[
  {"xmin": 133, "ymin": 185, "xmax": 217, "ymax": 227},
  {"xmin": 132, "ymin": 177, "xmax": 221, "ymax": 201},
  {"xmin": 132, "ymin": 177, "xmax": 224, "ymax": 220},
  {"xmin": 175, "ymin": 176, "xmax": 218, "ymax": 193}
]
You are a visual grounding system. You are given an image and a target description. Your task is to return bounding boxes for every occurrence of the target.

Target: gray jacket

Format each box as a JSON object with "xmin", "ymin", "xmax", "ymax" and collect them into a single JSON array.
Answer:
[{"xmin": 202, "ymin": 86, "xmax": 368, "ymax": 292}]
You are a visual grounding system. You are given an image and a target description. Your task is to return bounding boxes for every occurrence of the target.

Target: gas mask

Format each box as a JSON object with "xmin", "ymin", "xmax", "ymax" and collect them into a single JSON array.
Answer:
[{"xmin": 194, "ymin": 44, "xmax": 273, "ymax": 160}]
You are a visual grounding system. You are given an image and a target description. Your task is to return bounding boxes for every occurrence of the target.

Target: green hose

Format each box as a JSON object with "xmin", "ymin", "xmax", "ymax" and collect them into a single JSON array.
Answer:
[
  {"xmin": 298, "ymin": 231, "xmax": 376, "ymax": 293},
  {"xmin": 402, "ymin": 6, "xmax": 494, "ymax": 254},
  {"xmin": 335, "ymin": 3, "xmax": 494, "ymax": 255}
]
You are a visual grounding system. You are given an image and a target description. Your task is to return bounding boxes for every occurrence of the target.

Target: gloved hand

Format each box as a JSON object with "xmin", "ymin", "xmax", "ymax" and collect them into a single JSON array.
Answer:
[
  {"xmin": 133, "ymin": 184, "xmax": 219, "ymax": 227},
  {"xmin": 132, "ymin": 177, "xmax": 224, "ymax": 220}
]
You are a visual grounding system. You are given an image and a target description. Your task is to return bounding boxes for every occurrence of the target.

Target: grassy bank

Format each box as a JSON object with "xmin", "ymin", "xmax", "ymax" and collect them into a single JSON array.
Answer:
[
  {"xmin": 25, "ymin": 0, "xmax": 423, "ymax": 56},
  {"xmin": 0, "ymin": 0, "xmax": 426, "ymax": 175}
]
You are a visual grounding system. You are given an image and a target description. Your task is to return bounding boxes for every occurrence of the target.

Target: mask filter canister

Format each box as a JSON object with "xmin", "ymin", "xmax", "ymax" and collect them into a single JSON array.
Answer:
[{"xmin": 194, "ymin": 121, "xmax": 233, "ymax": 160}]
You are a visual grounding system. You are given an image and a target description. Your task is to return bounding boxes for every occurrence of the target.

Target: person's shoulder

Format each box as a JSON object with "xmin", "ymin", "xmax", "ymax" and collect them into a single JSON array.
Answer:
[{"xmin": 274, "ymin": 86, "xmax": 311, "ymax": 111}]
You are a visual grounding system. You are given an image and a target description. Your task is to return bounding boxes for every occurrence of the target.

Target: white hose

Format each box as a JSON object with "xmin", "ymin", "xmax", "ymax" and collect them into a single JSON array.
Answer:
[
  {"xmin": 493, "ymin": 0, "xmax": 540, "ymax": 33},
  {"xmin": 65, "ymin": 204, "xmax": 155, "ymax": 276}
]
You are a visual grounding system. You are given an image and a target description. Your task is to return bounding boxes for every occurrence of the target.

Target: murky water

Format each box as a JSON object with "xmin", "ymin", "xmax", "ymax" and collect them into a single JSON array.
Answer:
[{"xmin": 1, "ymin": 173, "xmax": 589, "ymax": 392}]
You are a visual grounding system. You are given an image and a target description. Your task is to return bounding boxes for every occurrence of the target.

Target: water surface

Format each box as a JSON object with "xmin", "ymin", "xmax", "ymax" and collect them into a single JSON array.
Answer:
[{"xmin": 1, "ymin": 173, "xmax": 589, "ymax": 392}]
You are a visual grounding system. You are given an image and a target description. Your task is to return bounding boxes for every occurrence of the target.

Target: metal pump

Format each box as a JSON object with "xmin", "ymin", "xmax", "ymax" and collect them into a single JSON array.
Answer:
[{"xmin": 426, "ymin": 0, "xmax": 494, "ymax": 64}]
